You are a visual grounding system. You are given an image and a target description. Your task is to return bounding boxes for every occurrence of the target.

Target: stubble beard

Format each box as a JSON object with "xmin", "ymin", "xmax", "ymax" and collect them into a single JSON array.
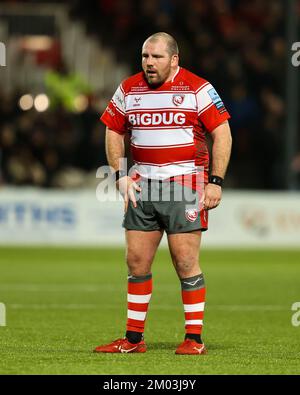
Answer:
[{"xmin": 144, "ymin": 72, "xmax": 165, "ymax": 87}]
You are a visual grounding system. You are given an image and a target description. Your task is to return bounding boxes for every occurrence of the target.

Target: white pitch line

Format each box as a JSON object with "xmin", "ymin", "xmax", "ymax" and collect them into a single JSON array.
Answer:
[{"xmin": 6, "ymin": 304, "xmax": 288, "ymax": 311}]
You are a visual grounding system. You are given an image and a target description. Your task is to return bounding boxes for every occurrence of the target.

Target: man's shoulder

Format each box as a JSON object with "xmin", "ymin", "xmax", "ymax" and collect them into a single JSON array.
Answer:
[
  {"xmin": 179, "ymin": 68, "xmax": 210, "ymax": 92},
  {"xmin": 121, "ymin": 72, "xmax": 148, "ymax": 93}
]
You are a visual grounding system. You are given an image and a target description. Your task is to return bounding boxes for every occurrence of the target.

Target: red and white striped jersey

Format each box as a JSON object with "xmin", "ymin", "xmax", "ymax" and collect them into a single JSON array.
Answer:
[{"xmin": 101, "ymin": 67, "xmax": 230, "ymax": 180}]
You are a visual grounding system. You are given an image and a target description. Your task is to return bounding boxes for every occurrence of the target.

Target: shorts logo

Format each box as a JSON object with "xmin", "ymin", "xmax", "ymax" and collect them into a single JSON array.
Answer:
[
  {"xmin": 185, "ymin": 208, "xmax": 198, "ymax": 222},
  {"xmin": 172, "ymin": 94, "xmax": 185, "ymax": 106}
]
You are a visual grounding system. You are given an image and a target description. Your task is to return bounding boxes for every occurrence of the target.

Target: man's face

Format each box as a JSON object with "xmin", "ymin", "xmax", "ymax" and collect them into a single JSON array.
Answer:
[{"xmin": 142, "ymin": 39, "xmax": 178, "ymax": 87}]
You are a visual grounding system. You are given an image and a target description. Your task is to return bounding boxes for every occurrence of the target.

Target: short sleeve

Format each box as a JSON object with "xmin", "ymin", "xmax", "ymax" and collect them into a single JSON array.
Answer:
[
  {"xmin": 196, "ymin": 82, "xmax": 230, "ymax": 132},
  {"xmin": 100, "ymin": 84, "xmax": 127, "ymax": 134}
]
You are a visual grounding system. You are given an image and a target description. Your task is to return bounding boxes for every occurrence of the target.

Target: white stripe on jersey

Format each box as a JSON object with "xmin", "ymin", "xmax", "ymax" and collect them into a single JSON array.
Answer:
[
  {"xmin": 125, "ymin": 90, "xmax": 196, "ymax": 95},
  {"xmin": 131, "ymin": 128, "xmax": 194, "ymax": 147},
  {"xmin": 132, "ymin": 162, "xmax": 196, "ymax": 180},
  {"xmin": 199, "ymin": 102, "xmax": 214, "ymax": 115},
  {"xmin": 132, "ymin": 142, "xmax": 194, "ymax": 149},
  {"xmin": 127, "ymin": 107, "xmax": 197, "ymax": 114},
  {"xmin": 130, "ymin": 125, "xmax": 193, "ymax": 130},
  {"xmin": 111, "ymin": 99, "xmax": 125, "ymax": 115},
  {"xmin": 125, "ymin": 92, "xmax": 197, "ymax": 111},
  {"xmin": 195, "ymin": 81, "xmax": 210, "ymax": 94},
  {"xmin": 196, "ymin": 83, "xmax": 214, "ymax": 113},
  {"xmin": 112, "ymin": 85, "xmax": 126, "ymax": 114}
]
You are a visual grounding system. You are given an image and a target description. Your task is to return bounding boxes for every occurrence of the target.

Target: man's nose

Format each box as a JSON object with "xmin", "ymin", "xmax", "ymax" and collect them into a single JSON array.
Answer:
[{"xmin": 146, "ymin": 56, "xmax": 154, "ymax": 67}]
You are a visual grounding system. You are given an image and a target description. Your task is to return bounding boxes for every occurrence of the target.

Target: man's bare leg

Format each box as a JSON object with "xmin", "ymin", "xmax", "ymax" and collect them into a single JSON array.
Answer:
[
  {"xmin": 125, "ymin": 229, "xmax": 164, "ymax": 343},
  {"xmin": 167, "ymin": 230, "xmax": 202, "ymax": 278},
  {"xmin": 126, "ymin": 229, "xmax": 164, "ymax": 276},
  {"xmin": 167, "ymin": 230, "xmax": 207, "ymax": 354},
  {"xmin": 94, "ymin": 229, "xmax": 163, "ymax": 352}
]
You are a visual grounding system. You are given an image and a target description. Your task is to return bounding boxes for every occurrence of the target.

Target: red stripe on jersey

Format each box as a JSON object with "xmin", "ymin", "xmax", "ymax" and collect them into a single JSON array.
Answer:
[
  {"xmin": 111, "ymin": 100, "xmax": 125, "ymax": 115},
  {"xmin": 131, "ymin": 144, "xmax": 196, "ymax": 165},
  {"xmin": 134, "ymin": 160, "xmax": 195, "ymax": 167},
  {"xmin": 132, "ymin": 142, "xmax": 194, "ymax": 149},
  {"xmin": 125, "ymin": 90, "xmax": 196, "ymax": 96},
  {"xmin": 101, "ymin": 102, "xmax": 126, "ymax": 134},
  {"xmin": 200, "ymin": 208, "xmax": 208, "ymax": 230},
  {"xmin": 127, "ymin": 107, "xmax": 197, "ymax": 113},
  {"xmin": 198, "ymin": 102, "xmax": 214, "ymax": 115},
  {"xmin": 172, "ymin": 173, "xmax": 208, "ymax": 190}
]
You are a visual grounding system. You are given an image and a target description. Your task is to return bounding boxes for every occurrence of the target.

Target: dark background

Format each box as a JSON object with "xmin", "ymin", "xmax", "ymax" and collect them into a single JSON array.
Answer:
[{"xmin": 0, "ymin": 0, "xmax": 299, "ymax": 189}]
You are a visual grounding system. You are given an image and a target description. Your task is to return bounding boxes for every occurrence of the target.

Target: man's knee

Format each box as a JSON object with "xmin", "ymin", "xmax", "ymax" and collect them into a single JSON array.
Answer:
[
  {"xmin": 126, "ymin": 250, "xmax": 152, "ymax": 276},
  {"xmin": 175, "ymin": 260, "xmax": 198, "ymax": 276},
  {"xmin": 171, "ymin": 251, "xmax": 199, "ymax": 277}
]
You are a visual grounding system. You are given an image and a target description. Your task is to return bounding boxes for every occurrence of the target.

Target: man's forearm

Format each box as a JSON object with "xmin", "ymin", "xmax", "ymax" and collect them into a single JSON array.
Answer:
[
  {"xmin": 105, "ymin": 127, "xmax": 125, "ymax": 171},
  {"xmin": 210, "ymin": 121, "xmax": 232, "ymax": 178}
]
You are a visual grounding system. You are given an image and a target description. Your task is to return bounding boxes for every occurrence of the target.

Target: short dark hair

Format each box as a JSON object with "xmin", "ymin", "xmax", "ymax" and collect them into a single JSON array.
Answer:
[{"xmin": 144, "ymin": 32, "xmax": 179, "ymax": 56}]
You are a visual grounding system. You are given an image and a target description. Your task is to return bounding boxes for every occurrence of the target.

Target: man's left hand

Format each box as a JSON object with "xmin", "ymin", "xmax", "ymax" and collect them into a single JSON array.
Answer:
[{"xmin": 202, "ymin": 183, "xmax": 222, "ymax": 210}]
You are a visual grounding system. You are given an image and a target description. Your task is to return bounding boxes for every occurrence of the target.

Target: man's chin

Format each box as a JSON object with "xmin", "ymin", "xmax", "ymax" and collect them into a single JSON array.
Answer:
[{"xmin": 146, "ymin": 77, "xmax": 163, "ymax": 87}]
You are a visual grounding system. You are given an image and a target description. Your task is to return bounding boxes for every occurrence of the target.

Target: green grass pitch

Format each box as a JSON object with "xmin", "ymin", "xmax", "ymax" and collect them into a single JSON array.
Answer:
[{"xmin": 0, "ymin": 247, "xmax": 300, "ymax": 375}]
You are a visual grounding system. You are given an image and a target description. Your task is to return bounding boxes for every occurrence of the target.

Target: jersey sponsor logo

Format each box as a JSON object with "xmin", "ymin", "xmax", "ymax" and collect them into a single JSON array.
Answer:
[
  {"xmin": 133, "ymin": 97, "xmax": 142, "ymax": 107},
  {"xmin": 114, "ymin": 93, "xmax": 124, "ymax": 107},
  {"xmin": 185, "ymin": 208, "xmax": 198, "ymax": 222},
  {"xmin": 208, "ymin": 88, "xmax": 224, "ymax": 110},
  {"xmin": 171, "ymin": 84, "xmax": 191, "ymax": 91},
  {"xmin": 172, "ymin": 94, "xmax": 185, "ymax": 106},
  {"xmin": 128, "ymin": 112, "xmax": 186, "ymax": 126}
]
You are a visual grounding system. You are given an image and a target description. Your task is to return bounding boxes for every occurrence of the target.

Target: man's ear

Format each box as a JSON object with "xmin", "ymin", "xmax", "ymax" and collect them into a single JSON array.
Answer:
[{"xmin": 171, "ymin": 54, "xmax": 179, "ymax": 67}]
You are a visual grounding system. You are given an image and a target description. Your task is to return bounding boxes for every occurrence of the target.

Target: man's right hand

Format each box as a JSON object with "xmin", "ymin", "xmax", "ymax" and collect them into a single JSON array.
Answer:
[{"xmin": 116, "ymin": 176, "xmax": 141, "ymax": 212}]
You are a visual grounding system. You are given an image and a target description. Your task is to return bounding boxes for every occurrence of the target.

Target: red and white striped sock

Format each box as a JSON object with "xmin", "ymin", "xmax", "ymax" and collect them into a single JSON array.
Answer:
[
  {"xmin": 126, "ymin": 273, "xmax": 152, "ymax": 337},
  {"xmin": 180, "ymin": 273, "xmax": 206, "ymax": 338}
]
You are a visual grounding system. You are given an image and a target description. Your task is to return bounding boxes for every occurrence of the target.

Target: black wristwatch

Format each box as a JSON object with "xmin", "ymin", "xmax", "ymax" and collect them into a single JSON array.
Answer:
[{"xmin": 209, "ymin": 175, "xmax": 224, "ymax": 187}]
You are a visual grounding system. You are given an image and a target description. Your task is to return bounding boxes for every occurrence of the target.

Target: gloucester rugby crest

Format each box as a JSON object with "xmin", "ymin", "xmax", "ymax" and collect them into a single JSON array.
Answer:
[
  {"xmin": 172, "ymin": 94, "xmax": 185, "ymax": 106},
  {"xmin": 185, "ymin": 208, "xmax": 198, "ymax": 222}
]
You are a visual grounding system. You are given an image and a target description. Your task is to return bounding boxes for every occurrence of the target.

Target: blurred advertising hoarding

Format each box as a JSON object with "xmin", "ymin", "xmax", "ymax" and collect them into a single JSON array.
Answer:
[{"xmin": 0, "ymin": 188, "xmax": 299, "ymax": 247}]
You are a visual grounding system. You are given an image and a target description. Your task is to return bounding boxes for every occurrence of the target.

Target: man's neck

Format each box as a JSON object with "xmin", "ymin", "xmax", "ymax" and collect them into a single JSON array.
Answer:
[{"xmin": 166, "ymin": 66, "xmax": 180, "ymax": 83}]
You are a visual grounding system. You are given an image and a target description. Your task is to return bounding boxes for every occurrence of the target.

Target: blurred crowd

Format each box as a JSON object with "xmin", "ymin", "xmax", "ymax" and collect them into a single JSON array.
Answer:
[
  {"xmin": 0, "ymin": 93, "xmax": 109, "ymax": 188},
  {"xmin": 1, "ymin": 0, "xmax": 300, "ymax": 189}
]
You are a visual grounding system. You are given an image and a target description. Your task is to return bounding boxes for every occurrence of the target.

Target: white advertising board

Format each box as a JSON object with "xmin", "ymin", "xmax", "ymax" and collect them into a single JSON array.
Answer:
[{"xmin": 0, "ymin": 188, "xmax": 299, "ymax": 247}]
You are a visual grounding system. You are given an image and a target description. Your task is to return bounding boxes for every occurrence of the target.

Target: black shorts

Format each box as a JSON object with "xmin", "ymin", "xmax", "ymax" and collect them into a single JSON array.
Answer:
[{"xmin": 123, "ymin": 178, "xmax": 208, "ymax": 234}]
